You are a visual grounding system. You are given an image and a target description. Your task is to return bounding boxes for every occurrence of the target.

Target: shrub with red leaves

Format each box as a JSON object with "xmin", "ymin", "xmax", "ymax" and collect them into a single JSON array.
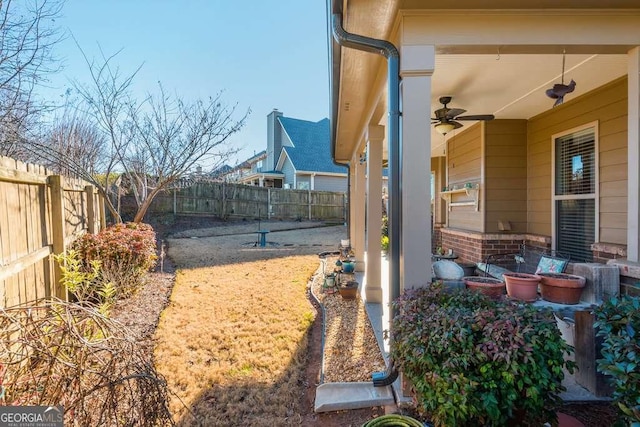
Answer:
[{"xmin": 73, "ymin": 222, "xmax": 157, "ymax": 297}]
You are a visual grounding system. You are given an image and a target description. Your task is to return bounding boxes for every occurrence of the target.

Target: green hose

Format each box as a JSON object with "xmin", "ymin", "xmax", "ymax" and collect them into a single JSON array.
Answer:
[{"xmin": 361, "ymin": 413, "xmax": 424, "ymax": 427}]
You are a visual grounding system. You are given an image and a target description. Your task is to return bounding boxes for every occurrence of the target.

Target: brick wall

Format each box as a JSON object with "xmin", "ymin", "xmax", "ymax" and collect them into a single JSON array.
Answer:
[{"xmin": 440, "ymin": 228, "xmax": 551, "ymax": 265}]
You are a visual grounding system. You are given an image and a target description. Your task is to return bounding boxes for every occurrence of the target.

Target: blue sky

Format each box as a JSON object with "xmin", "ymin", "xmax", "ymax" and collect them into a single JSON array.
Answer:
[{"xmin": 39, "ymin": 0, "xmax": 330, "ymax": 169}]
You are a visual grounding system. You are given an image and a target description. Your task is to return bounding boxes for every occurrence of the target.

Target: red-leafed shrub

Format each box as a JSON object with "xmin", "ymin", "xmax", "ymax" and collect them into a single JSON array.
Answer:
[{"xmin": 72, "ymin": 222, "xmax": 157, "ymax": 298}]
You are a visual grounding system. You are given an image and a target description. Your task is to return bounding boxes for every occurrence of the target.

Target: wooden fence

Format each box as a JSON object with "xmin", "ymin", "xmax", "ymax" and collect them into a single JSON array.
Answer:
[
  {"xmin": 122, "ymin": 182, "xmax": 347, "ymax": 221},
  {"xmin": 0, "ymin": 156, "xmax": 105, "ymax": 308}
]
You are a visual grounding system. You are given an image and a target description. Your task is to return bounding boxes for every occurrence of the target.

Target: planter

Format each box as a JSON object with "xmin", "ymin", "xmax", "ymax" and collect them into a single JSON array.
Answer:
[
  {"xmin": 323, "ymin": 273, "xmax": 337, "ymax": 293},
  {"xmin": 503, "ymin": 272, "xmax": 541, "ymax": 302},
  {"xmin": 538, "ymin": 272, "xmax": 586, "ymax": 304},
  {"xmin": 341, "ymin": 260, "xmax": 356, "ymax": 273},
  {"xmin": 463, "ymin": 276, "xmax": 505, "ymax": 299},
  {"xmin": 338, "ymin": 280, "xmax": 358, "ymax": 300}
]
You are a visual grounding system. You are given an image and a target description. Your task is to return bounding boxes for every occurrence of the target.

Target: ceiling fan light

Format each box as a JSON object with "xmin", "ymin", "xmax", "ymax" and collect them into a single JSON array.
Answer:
[{"xmin": 435, "ymin": 122, "xmax": 456, "ymax": 135}]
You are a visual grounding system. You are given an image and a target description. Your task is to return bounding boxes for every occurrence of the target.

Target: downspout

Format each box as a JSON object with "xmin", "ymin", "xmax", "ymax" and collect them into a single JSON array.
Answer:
[{"xmin": 329, "ymin": 13, "xmax": 401, "ymax": 311}]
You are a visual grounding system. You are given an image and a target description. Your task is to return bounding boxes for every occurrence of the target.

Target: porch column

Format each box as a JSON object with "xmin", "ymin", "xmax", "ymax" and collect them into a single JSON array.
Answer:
[
  {"xmin": 353, "ymin": 156, "xmax": 366, "ymax": 271},
  {"xmin": 365, "ymin": 125, "xmax": 384, "ymax": 302},
  {"xmin": 628, "ymin": 47, "xmax": 640, "ymax": 262},
  {"xmin": 400, "ymin": 45, "xmax": 435, "ymax": 290}
]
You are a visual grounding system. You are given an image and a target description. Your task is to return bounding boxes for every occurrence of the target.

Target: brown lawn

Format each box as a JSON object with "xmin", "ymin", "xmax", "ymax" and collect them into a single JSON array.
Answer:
[{"xmin": 153, "ymin": 223, "xmax": 350, "ymax": 426}]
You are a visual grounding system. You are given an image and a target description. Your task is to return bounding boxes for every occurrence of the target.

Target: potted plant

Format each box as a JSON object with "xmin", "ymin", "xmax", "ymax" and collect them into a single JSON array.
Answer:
[
  {"xmin": 341, "ymin": 259, "xmax": 356, "ymax": 273},
  {"xmin": 391, "ymin": 283, "xmax": 574, "ymax": 427},
  {"xmin": 338, "ymin": 279, "xmax": 358, "ymax": 300},
  {"xmin": 503, "ymin": 272, "xmax": 541, "ymax": 302},
  {"xmin": 538, "ymin": 272, "xmax": 586, "ymax": 304},
  {"xmin": 462, "ymin": 276, "xmax": 505, "ymax": 299}
]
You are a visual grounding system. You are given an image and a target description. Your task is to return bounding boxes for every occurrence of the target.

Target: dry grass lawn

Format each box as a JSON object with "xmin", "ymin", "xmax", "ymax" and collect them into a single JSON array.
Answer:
[{"xmin": 154, "ymin": 223, "xmax": 346, "ymax": 426}]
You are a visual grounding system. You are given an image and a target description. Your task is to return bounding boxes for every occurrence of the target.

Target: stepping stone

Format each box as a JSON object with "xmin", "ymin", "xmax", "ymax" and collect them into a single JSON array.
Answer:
[{"xmin": 314, "ymin": 382, "xmax": 394, "ymax": 413}]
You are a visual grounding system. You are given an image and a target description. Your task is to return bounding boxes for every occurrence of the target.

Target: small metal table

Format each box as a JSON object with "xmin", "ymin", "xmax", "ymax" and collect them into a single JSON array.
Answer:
[{"xmin": 256, "ymin": 230, "xmax": 270, "ymax": 247}]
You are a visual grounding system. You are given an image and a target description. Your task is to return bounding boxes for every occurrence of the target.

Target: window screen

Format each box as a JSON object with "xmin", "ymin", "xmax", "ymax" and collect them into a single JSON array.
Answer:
[{"xmin": 554, "ymin": 127, "xmax": 596, "ymax": 262}]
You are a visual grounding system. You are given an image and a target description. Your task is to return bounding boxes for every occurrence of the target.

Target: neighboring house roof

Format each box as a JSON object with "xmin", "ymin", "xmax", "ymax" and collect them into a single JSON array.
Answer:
[
  {"xmin": 279, "ymin": 117, "xmax": 347, "ymax": 174},
  {"xmin": 246, "ymin": 149, "xmax": 267, "ymax": 163},
  {"xmin": 209, "ymin": 164, "xmax": 233, "ymax": 178}
]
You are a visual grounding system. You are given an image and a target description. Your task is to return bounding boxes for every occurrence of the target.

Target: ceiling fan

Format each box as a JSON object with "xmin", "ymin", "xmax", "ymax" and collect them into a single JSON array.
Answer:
[{"xmin": 431, "ymin": 96, "xmax": 495, "ymax": 135}]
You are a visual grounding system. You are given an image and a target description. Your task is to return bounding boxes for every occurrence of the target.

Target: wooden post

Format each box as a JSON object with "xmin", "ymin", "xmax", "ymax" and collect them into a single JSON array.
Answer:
[
  {"xmin": 574, "ymin": 310, "xmax": 613, "ymax": 397},
  {"xmin": 98, "ymin": 195, "xmax": 106, "ymax": 230},
  {"xmin": 308, "ymin": 189, "xmax": 312, "ymax": 220},
  {"xmin": 48, "ymin": 175, "xmax": 68, "ymax": 300},
  {"xmin": 173, "ymin": 188, "xmax": 177, "ymax": 216},
  {"xmin": 267, "ymin": 188, "xmax": 271, "ymax": 219},
  {"xmin": 85, "ymin": 185, "xmax": 95, "ymax": 234}
]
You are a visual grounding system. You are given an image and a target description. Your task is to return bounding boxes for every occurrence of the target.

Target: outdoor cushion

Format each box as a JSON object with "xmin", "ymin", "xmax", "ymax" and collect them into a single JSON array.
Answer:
[
  {"xmin": 433, "ymin": 260, "xmax": 464, "ymax": 280},
  {"xmin": 476, "ymin": 262, "xmax": 510, "ymax": 280},
  {"xmin": 536, "ymin": 255, "xmax": 568, "ymax": 274}
]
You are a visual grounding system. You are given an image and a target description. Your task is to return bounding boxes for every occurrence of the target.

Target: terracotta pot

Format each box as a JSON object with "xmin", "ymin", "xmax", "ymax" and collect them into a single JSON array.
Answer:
[
  {"xmin": 463, "ymin": 276, "xmax": 505, "ymax": 299},
  {"xmin": 338, "ymin": 280, "xmax": 358, "ymax": 300},
  {"xmin": 503, "ymin": 272, "xmax": 541, "ymax": 302},
  {"xmin": 538, "ymin": 272, "xmax": 586, "ymax": 304}
]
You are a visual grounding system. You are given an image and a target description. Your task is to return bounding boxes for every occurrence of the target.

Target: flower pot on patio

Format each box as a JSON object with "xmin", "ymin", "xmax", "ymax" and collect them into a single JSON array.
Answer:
[
  {"xmin": 338, "ymin": 280, "xmax": 358, "ymax": 300},
  {"xmin": 341, "ymin": 260, "xmax": 356, "ymax": 273},
  {"xmin": 463, "ymin": 276, "xmax": 505, "ymax": 299},
  {"xmin": 538, "ymin": 272, "xmax": 586, "ymax": 304},
  {"xmin": 503, "ymin": 272, "xmax": 541, "ymax": 302}
]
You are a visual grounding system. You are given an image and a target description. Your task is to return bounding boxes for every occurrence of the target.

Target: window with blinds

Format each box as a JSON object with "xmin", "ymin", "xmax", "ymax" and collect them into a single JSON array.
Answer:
[{"xmin": 554, "ymin": 127, "xmax": 596, "ymax": 262}]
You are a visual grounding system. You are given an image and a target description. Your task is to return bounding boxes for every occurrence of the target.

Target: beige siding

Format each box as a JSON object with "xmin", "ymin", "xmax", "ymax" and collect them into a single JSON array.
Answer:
[
  {"xmin": 527, "ymin": 76, "xmax": 628, "ymax": 244},
  {"xmin": 485, "ymin": 120, "xmax": 528, "ymax": 233},
  {"xmin": 431, "ymin": 156, "xmax": 447, "ymax": 225},
  {"xmin": 447, "ymin": 124, "xmax": 482, "ymax": 232}
]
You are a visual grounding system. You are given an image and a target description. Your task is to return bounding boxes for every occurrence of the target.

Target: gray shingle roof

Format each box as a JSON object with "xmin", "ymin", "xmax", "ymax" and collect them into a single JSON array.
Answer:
[{"xmin": 278, "ymin": 117, "xmax": 347, "ymax": 174}]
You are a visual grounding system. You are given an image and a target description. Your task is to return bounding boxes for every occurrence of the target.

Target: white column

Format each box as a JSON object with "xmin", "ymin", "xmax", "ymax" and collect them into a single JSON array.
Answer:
[
  {"xmin": 349, "ymin": 166, "xmax": 356, "ymax": 246},
  {"xmin": 366, "ymin": 125, "xmax": 384, "ymax": 302},
  {"xmin": 400, "ymin": 45, "xmax": 435, "ymax": 290},
  {"xmin": 628, "ymin": 47, "xmax": 640, "ymax": 262},
  {"xmin": 353, "ymin": 157, "xmax": 366, "ymax": 271}
]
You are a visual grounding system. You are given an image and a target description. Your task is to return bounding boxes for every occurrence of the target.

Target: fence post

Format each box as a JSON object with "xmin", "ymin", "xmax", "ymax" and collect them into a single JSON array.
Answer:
[
  {"xmin": 85, "ymin": 185, "xmax": 96, "ymax": 234},
  {"xmin": 98, "ymin": 195, "xmax": 106, "ymax": 230},
  {"xmin": 308, "ymin": 189, "xmax": 312, "ymax": 220},
  {"xmin": 49, "ymin": 175, "xmax": 68, "ymax": 301},
  {"xmin": 173, "ymin": 188, "xmax": 177, "ymax": 216}
]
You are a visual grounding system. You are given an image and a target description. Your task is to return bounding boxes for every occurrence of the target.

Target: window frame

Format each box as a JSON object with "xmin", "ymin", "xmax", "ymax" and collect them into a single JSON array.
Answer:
[{"xmin": 551, "ymin": 121, "xmax": 599, "ymax": 255}]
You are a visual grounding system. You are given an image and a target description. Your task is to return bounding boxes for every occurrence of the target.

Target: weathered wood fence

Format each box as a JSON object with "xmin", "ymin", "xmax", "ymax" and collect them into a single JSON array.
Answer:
[
  {"xmin": 0, "ymin": 156, "xmax": 105, "ymax": 308},
  {"xmin": 123, "ymin": 182, "xmax": 347, "ymax": 221}
]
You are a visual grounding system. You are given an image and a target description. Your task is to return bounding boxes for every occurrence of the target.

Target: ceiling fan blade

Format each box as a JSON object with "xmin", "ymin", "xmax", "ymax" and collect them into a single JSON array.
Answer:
[
  {"xmin": 455, "ymin": 114, "xmax": 495, "ymax": 121},
  {"xmin": 445, "ymin": 108, "xmax": 466, "ymax": 119}
]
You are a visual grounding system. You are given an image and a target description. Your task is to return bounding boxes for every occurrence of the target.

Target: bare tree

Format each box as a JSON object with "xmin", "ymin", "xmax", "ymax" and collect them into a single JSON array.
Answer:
[
  {"xmin": 125, "ymin": 84, "xmax": 246, "ymax": 222},
  {"xmin": 71, "ymin": 49, "xmax": 248, "ymax": 223},
  {"xmin": 0, "ymin": 0, "xmax": 64, "ymax": 157}
]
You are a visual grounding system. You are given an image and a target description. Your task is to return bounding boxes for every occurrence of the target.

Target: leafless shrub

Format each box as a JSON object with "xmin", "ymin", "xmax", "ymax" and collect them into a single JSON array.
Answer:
[{"xmin": 0, "ymin": 299, "xmax": 174, "ymax": 426}]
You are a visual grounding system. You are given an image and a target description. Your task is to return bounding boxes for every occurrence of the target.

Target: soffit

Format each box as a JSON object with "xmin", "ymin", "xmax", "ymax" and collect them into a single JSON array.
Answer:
[{"xmin": 334, "ymin": 1, "xmax": 640, "ymax": 160}]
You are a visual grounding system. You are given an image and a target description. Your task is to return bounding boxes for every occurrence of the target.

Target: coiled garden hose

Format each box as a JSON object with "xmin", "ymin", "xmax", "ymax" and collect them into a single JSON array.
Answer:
[{"xmin": 361, "ymin": 414, "xmax": 425, "ymax": 427}]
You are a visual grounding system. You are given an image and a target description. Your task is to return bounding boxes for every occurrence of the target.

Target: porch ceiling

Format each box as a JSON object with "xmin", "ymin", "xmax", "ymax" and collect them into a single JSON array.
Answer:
[{"xmin": 330, "ymin": 0, "xmax": 640, "ymax": 161}]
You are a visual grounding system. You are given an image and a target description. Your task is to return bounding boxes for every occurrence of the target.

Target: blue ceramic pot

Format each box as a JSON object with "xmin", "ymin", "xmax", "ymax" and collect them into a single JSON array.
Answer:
[{"xmin": 342, "ymin": 261, "xmax": 355, "ymax": 273}]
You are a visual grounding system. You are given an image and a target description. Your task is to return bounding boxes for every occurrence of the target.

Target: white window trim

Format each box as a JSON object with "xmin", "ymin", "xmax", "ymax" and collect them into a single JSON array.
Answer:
[{"xmin": 550, "ymin": 120, "xmax": 600, "ymax": 251}]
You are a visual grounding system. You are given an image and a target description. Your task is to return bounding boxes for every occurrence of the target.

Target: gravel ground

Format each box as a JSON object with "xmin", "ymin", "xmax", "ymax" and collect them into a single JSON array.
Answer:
[{"xmin": 310, "ymin": 255, "xmax": 386, "ymax": 383}]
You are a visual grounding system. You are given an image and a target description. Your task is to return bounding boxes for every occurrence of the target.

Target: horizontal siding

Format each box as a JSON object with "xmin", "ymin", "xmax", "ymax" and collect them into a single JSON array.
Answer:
[
  {"xmin": 313, "ymin": 175, "xmax": 347, "ymax": 192},
  {"xmin": 484, "ymin": 120, "xmax": 528, "ymax": 233},
  {"xmin": 447, "ymin": 124, "xmax": 482, "ymax": 232},
  {"xmin": 527, "ymin": 76, "xmax": 627, "ymax": 243}
]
